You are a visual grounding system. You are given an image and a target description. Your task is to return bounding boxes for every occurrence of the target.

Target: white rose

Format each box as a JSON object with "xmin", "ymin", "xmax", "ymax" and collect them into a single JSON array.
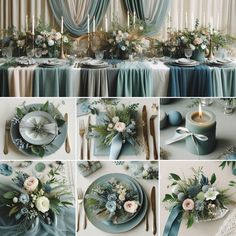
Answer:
[
  {"xmin": 119, "ymin": 194, "xmax": 125, "ymax": 201},
  {"xmin": 114, "ymin": 122, "xmax": 126, "ymax": 132},
  {"xmin": 124, "ymin": 201, "xmax": 138, "ymax": 214},
  {"xmin": 13, "ymin": 197, "xmax": 18, "ymax": 203},
  {"xmin": 47, "ymin": 39, "xmax": 54, "ymax": 47},
  {"xmin": 35, "ymin": 196, "xmax": 50, "ymax": 213},
  {"xmin": 112, "ymin": 116, "xmax": 119, "ymax": 123},
  {"xmin": 24, "ymin": 177, "xmax": 39, "ymax": 192}
]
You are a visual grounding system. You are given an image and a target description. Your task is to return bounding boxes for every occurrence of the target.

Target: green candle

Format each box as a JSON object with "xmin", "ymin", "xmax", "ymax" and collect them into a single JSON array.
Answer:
[{"xmin": 185, "ymin": 107, "xmax": 216, "ymax": 155}]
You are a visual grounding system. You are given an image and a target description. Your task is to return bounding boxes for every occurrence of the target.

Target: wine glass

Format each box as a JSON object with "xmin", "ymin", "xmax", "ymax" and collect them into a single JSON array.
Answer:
[
  {"xmin": 26, "ymin": 47, "xmax": 34, "ymax": 58},
  {"xmin": 95, "ymin": 51, "xmax": 104, "ymax": 60},
  {"xmin": 2, "ymin": 47, "xmax": 7, "ymax": 58},
  {"xmin": 184, "ymin": 48, "xmax": 193, "ymax": 61}
]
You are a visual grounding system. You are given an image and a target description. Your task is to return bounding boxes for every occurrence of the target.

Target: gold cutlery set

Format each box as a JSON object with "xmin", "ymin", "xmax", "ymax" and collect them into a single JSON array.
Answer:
[
  {"xmin": 142, "ymin": 105, "xmax": 158, "ymax": 160},
  {"xmin": 79, "ymin": 116, "xmax": 91, "ymax": 160}
]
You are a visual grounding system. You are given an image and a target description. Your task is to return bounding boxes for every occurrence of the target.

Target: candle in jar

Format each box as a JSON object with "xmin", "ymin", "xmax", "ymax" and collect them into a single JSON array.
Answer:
[
  {"xmin": 25, "ymin": 15, "xmax": 28, "ymax": 32},
  {"xmin": 32, "ymin": 15, "xmax": 35, "ymax": 35},
  {"xmin": 87, "ymin": 14, "xmax": 90, "ymax": 34},
  {"xmin": 93, "ymin": 16, "xmax": 96, "ymax": 32},
  {"xmin": 61, "ymin": 16, "xmax": 64, "ymax": 34},
  {"xmin": 185, "ymin": 105, "xmax": 216, "ymax": 155},
  {"xmin": 127, "ymin": 11, "xmax": 130, "ymax": 29},
  {"xmin": 105, "ymin": 14, "xmax": 108, "ymax": 32}
]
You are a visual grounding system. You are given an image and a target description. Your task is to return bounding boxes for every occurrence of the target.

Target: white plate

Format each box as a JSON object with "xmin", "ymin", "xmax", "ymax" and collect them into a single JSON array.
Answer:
[{"xmin": 19, "ymin": 111, "xmax": 58, "ymax": 145}]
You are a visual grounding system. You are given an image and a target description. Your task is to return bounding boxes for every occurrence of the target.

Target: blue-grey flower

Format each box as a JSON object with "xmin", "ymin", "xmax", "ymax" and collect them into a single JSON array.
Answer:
[
  {"xmin": 177, "ymin": 192, "xmax": 186, "ymax": 202},
  {"xmin": 195, "ymin": 200, "xmax": 204, "ymax": 211},
  {"xmin": 21, "ymin": 207, "xmax": 28, "ymax": 215},
  {"xmin": 19, "ymin": 193, "xmax": 29, "ymax": 204},
  {"xmin": 43, "ymin": 184, "xmax": 52, "ymax": 193},
  {"xmin": 107, "ymin": 193, "xmax": 117, "ymax": 202},
  {"xmin": 202, "ymin": 185, "xmax": 209, "ymax": 193},
  {"xmin": 188, "ymin": 185, "xmax": 201, "ymax": 197},
  {"xmin": 0, "ymin": 164, "xmax": 13, "ymax": 176},
  {"xmin": 105, "ymin": 201, "xmax": 116, "ymax": 213}
]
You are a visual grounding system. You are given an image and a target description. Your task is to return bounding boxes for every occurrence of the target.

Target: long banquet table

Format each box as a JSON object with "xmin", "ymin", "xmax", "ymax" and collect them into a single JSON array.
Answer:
[{"xmin": 0, "ymin": 58, "xmax": 236, "ymax": 97}]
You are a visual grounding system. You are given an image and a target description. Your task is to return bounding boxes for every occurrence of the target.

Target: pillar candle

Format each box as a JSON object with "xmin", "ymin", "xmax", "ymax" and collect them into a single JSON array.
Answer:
[
  {"xmin": 87, "ymin": 15, "xmax": 90, "ymax": 34},
  {"xmin": 185, "ymin": 105, "xmax": 216, "ymax": 155},
  {"xmin": 61, "ymin": 16, "xmax": 64, "ymax": 34},
  {"xmin": 32, "ymin": 15, "xmax": 35, "ymax": 35},
  {"xmin": 93, "ymin": 16, "xmax": 96, "ymax": 33}
]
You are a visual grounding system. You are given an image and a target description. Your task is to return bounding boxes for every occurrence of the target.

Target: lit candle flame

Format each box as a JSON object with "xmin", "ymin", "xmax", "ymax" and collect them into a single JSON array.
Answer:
[{"xmin": 199, "ymin": 103, "xmax": 202, "ymax": 119}]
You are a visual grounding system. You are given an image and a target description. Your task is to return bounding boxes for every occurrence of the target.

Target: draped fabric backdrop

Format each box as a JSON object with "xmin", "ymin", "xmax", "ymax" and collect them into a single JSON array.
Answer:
[{"xmin": 0, "ymin": 0, "xmax": 236, "ymax": 39}]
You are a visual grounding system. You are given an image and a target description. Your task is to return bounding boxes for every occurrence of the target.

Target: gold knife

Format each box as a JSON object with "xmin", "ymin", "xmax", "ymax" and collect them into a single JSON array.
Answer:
[
  {"xmin": 150, "ymin": 117, "xmax": 158, "ymax": 160},
  {"xmin": 86, "ymin": 115, "xmax": 91, "ymax": 160},
  {"xmin": 151, "ymin": 186, "xmax": 157, "ymax": 235},
  {"xmin": 142, "ymin": 105, "xmax": 150, "ymax": 160},
  {"xmin": 64, "ymin": 113, "xmax": 71, "ymax": 153},
  {"xmin": 3, "ymin": 120, "xmax": 10, "ymax": 155}
]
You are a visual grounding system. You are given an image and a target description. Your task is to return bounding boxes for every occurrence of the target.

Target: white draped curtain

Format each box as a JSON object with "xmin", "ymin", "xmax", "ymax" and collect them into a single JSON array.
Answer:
[{"xmin": 1, "ymin": 0, "xmax": 236, "ymax": 37}]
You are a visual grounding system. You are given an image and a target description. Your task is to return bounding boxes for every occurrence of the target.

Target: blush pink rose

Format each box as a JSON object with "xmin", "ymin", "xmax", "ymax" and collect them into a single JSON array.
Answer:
[
  {"xmin": 24, "ymin": 176, "xmax": 39, "ymax": 192},
  {"xmin": 182, "ymin": 199, "xmax": 194, "ymax": 211},
  {"xmin": 114, "ymin": 122, "xmax": 126, "ymax": 132},
  {"xmin": 193, "ymin": 37, "xmax": 203, "ymax": 45},
  {"xmin": 124, "ymin": 201, "xmax": 138, "ymax": 214}
]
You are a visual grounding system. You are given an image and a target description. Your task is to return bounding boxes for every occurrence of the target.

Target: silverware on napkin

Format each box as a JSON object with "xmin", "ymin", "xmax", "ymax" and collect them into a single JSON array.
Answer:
[
  {"xmin": 150, "ymin": 115, "xmax": 158, "ymax": 160},
  {"xmin": 64, "ymin": 113, "xmax": 71, "ymax": 153},
  {"xmin": 79, "ymin": 120, "xmax": 85, "ymax": 160},
  {"xmin": 86, "ymin": 115, "xmax": 91, "ymax": 160},
  {"xmin": 151, "ymin": 186, "xmax": 157, "ymax": 235},
  {"xmin": 142, "ymin": 105, "xmax": 150, "ymax": 160},
  {"xmin": 3, "ymin": 120, "xmax": 10, "ymax": 155},
  {"xmin": 77, "ymin": 188, "xmax": 84, "ymax": 232}
]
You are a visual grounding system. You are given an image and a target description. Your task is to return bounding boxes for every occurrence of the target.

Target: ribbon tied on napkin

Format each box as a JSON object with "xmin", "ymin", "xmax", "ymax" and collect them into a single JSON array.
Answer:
[{"xmin": 165, "ymin": 127, "xmax": 208, "ymax": 155}]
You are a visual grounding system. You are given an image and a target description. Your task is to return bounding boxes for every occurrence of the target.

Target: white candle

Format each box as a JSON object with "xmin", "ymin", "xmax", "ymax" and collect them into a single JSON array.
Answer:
[
  {"xmin": 210, "ymin": 16, "xmax": 213, "ymax": 34},
  {"xmin": 32, "ymin": 15, "xmax": 35, "ymax": 35},
  {"xmin": 176, "ymin": 15, "xmax": 179, "ymax": 31},
  {"xmin": 25, "ymin": 15, "xmax": 28, "ymax": 32},
  {"xmin": 216, "ymin": 14, "xmax": 220, "ymax": 31},
  {"xmin": 127, "ymin": 11, "xmax": 130, "ymax": 29},
  {"xmin": 105, "ymin": 14, "xmax": 108, "ymax": 32},
  {"xmin": 133, "ymin": 11, "xmax": 136, "ymax": 28},
  {"xmin": 168, "ymin": 12, "xmax": 171, "ymax": 28},
  {"xmin": 93, "ymin": 16, "xmax": 96, "ymax": 32},
  {"xmin": 185, "ymin": 12, "xmax": 188, "ymax": 28},
  {"xmin": 87, "ymin": 14, "xmax": 90, "ymax": 34},
  {"xmin": 61, "ymin": 16, "xmax": 64, "ymax": 34},
  {"xmin": 203, "ymin": 12, "xmax": 206, "ymax": 27}
]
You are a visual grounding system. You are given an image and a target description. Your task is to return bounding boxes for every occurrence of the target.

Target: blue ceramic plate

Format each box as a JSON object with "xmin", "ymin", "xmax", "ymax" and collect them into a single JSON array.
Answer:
[
  {"xmin": 84, "ymin": 173, "xmax": 148, "ymax": 233},
  {"xmin": 10, "ymin": 103, "xmax": 67, "ymax": 157},
  {"xmin": 93, "ymin": 113, "xmax": 138, "ymax": 157}
]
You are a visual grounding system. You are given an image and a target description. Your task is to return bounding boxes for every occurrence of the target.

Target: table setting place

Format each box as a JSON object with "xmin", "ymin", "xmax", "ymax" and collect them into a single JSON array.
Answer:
[
  {"xmin": 76, "ymin": 161, "xmax": 158, "ymax": 235},
  {"xmin": 0, "ymin": 98, "xmax": 76, "ymax": 160},
  {"xmin": 77, "ymin": 98, "xmax": 159, "ymax": 160},
  {"xmin": 0, "ymin": 161, "xmax": 76, "ymax": 236},
  {"xmin": 160, "ymin": 98, "xmax": 236, "ymax": 160}
]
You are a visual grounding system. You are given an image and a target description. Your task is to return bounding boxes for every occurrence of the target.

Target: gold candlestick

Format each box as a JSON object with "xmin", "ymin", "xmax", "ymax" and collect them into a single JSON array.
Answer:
[
  {"xmin": 60, "ymin": 35, "xmax": 66, "ymax": 59},
  {"xmin": 208, "ymin": 36, "xmax": 214, "ymax": 60},
  {"xmin": 87, "ymin": 33, "xmax": 93, "ymax": 57}
]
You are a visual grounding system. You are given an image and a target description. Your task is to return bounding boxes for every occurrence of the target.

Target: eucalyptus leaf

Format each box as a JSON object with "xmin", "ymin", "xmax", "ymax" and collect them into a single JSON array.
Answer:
[
  {"xmin": 35, "ymin": 162, "xmax": 46, "ymax": 172},
  {"xmin": 3, "ymin": 191, "xmax": 15, "ymax": 199},
  {"xmin": 31, "ymin": 146, "xmax": 45, "ymax": 157}
]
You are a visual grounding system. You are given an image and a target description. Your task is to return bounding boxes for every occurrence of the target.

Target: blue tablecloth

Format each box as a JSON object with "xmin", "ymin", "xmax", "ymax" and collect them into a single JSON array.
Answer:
[{"xmin": 167, "ymin": 65, "xmax": 212, "ymax": 97}]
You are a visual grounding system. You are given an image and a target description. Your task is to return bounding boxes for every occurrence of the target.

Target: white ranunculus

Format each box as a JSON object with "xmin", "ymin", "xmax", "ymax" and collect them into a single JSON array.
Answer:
[
  {"xmin": 114, "ymin": 122, "xmax": 126, "ymax": 132},
  {"xmin": 47, "ymin": 39, "xmax": 55, "ymax": 47},
  {"xmin": 24, "ymin": 177, "xmax": 39, "ymax": 192},
  {"xmin": 112, "ymin": 116, "xmax": 119, "ymax": 123},
  {"xmin": 204, "ymin": 188, "xmax": 219, "ymax": 201},
  {"xmin": 35, "ymin": 196, "xmax": 50, "ymax": 213},
  {"xmin": 189, "ymin": 44, "xmax": 196, "ymax": 51},
  {"xmin": 124, "ymin": 201, "xmax": 138, "ymax": 214}
]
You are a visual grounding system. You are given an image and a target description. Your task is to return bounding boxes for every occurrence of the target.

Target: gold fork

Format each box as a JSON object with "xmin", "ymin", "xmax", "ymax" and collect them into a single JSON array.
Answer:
[
  {"xmin": 3, "ymin": 120, "xmax": 10, "ymax": 155},
  {"xmin": 79, "ymin": 120, "xmax": 85, "ymax": 160},
  {"xmin": 77, "ymin": 188, "xmax": 84, "ymax": 232}
]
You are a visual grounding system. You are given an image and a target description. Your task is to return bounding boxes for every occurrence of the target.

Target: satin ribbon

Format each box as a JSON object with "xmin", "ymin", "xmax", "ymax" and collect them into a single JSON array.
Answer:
[
  {"xmin": 109, "ymin": 133, "xmax": 123, "ymax": 160},
  {"xmin": 163, "ymin": 205, "xmax": 183, "ymax": 236},
  {"xmin": 20, "ymin": 121, "xmax": 57, "ymax": 135},
  {"xmin": 165, "ymin": 127, "xmax": 208, "ymax": 155}
]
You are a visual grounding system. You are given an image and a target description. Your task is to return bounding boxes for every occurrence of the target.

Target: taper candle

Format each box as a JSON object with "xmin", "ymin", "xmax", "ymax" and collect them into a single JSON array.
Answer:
[
  {"xmin": 203, "ymin": 12, "xmax": 206, "ymax": 27},
  {"xmin": 32, "ymin": 15, "xmax": 35, "ymax": 35},
  {"xmin": 61, "ymin": 16, "xmax": 64, "ymax": 34},
  {"xmin": 25, "ymin": 15, "xmax": 28, "ymax": 32},
  {"xmin": 185, "ymin": 12, "xmax": 188, "ymax": 28},
  {"xmin": 210, "ymin": 16, "xmax": 213, "ymax": 34},
  {"xmin": 185, "ymin": 104, "xmax": 216, "ymax": 155},
  {"xmin": 105, "ymin": 14, "xmax": 108, "ymax": 32},
  {"xmin": 133, "ymin": 11, "xmax": 136, "ymax": 28},
  {"xmin": 93, "ymin": 16, "xmax": 96, "ymax": 33},
  {"xmin": 87, "ymin": 14, "xmax": 90, "ymax": 34},
  {"xmin": 127, "ymin": 11, "xmax": 130, "ymax": 29}
]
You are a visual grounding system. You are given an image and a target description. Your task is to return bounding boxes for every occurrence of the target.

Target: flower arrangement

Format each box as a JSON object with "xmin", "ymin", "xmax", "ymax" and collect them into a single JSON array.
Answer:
[
  {"xmin": 85, "ymin": 177, "xmax": 140, "ymax": 224},
  {"xmin": 163, "ymin": 167, "xmax": 233, "ymax": 228},
  {"xmin": 0, "ymin": 164, "xmax": 73, "ymax": 230},
  {"xmin": 12, "ymin": 101, "xmax": 65, "ymax": 157},
  {"xmin": 91, "ymin": 102, "xmax": 139, "ymax": 148}
]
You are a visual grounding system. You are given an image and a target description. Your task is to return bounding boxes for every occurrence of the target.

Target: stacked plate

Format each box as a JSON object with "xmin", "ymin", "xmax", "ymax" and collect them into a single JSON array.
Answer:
[
  {"xmin": 206, "ymin": 58, "xmax": 234, "ymax": 67},
  {"xmin": 10, "ymin": 103, "xmax": 67, "ymax": 157},
  {"xmin": 39, "ymin": 59, "xmax": 64, "ymax": 68},
  {"xmin": 80, "ymin": 60, "xmax": 109, "ymax": 69},
  {"xmin": 171, "ymin": 58, "xmax": 200, "ymax": 67},
  {"xmin": 15, "ymin": 57, "xmax": 36, "ymax": 66},
  {"xmin": 84, "ymin": 173, "xmax": 148, "ymax": 233}
]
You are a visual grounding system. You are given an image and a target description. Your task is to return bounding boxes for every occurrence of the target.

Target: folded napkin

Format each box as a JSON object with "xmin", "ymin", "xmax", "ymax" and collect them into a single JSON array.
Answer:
[{"xmin": 20, "ymin": 121, "xmax": 57, "ymax": 135}]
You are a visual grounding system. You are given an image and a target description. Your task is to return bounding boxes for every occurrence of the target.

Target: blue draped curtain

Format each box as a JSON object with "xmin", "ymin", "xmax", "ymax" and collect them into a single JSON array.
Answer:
[
  {"xmin": 48, "ymin": 0, "xmax": 110, "ymax": 37},
  {"xmin": 124, "ymin": 0, "xmax": 171, "ymax": 35}
]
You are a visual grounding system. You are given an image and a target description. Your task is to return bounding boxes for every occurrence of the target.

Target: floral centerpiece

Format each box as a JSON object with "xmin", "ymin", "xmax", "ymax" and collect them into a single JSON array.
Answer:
[
  {"xmin": 85, "ymin": 177, "xmax": 140, "ymax": 224},
  {"xmin": 0, "ymin": 164, "xmax": 73, "ymax": 231},
  {"xmin": 90, "ymin": 102, "xmax": 139, "ymax": 160},
  {"xmin": 163, "ymin": 167, "xmax": 233, "ymax": 236}
]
